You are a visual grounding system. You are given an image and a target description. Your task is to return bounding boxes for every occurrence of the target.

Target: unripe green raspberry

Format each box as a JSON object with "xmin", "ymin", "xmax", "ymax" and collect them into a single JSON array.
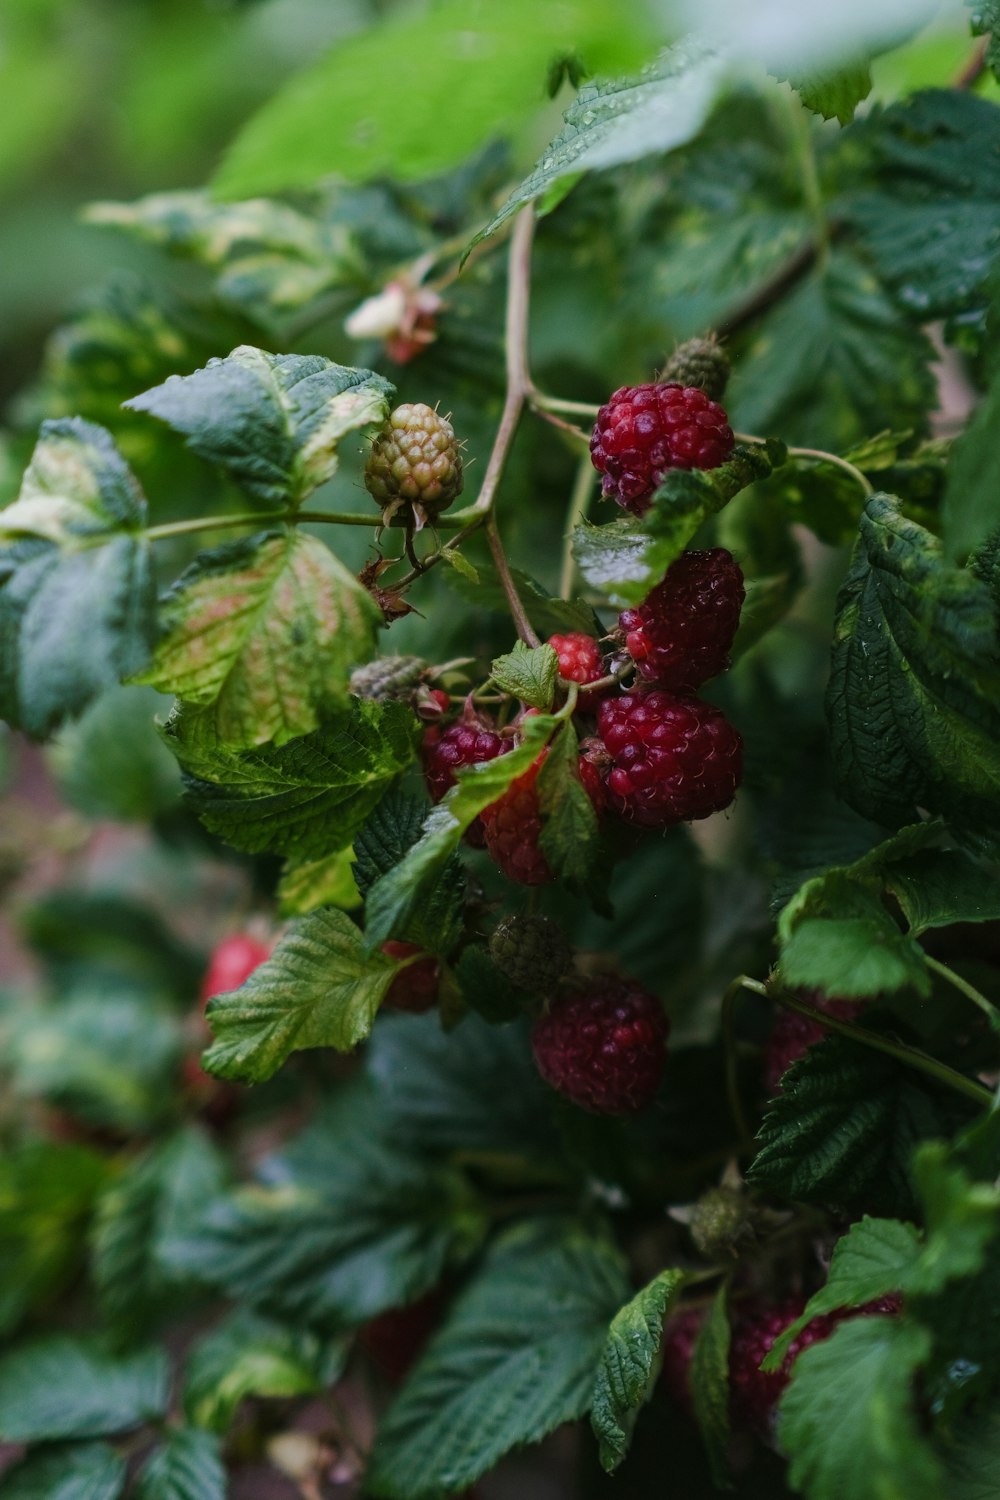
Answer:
[
  {"xmin": 350, "ymin": 655, "xmax": 427, "ymax": 702},
  {"xmin": 364, "ymin": 402, "xmax": 463, "ymax": 528},
  {"xmin": 689, "ymin": 1185, "xmax": 750, "ymax": 1259},
  {"xmin": 489, "ymin": 914, "xmax": 572, "ymax": 996},
  {"xmin": 659, "ymin": 336, "xmax": 730, "ymax": 402}
]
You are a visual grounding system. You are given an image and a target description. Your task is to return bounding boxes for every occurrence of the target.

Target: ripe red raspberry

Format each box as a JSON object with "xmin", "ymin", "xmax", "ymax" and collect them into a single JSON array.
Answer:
[
  {"xmin": 200, "ymin": 933, "xmax": 270, "ymax": 1004},
  {"xmin": 382, "ymin": 941, "xmax": 439, "ymax": 1013},
  {"xmin": 421, "ymin": 718, "xmax": 508, "ymax": 803},
  {"xmin": 531, "ymin": 977, "xmax": 668, "ymax": 1114},
  {"xmin": 481, "ymin": 748, "xmax": 604, "ymax": 886},
  {"xmin": 765, "ymin": 994, "xmax": 866, "ymax": 1094},
  {"xmin": 590, "ymin": 384, "xmax": 734, "ymax": 515},
  {"xmin": 547, "ymin": 632, "xmax": 607, "ymax": 694},
  {"xmin": 729, "ymin": 1296, "xmax": 900, "ymax": 1436},
  {"xmin": 596, "ymin": 690, "xmax": 742, "ymax": 827},
  {"xmin": 619, "ymin": 550, "xmax": 745, "ymax": 690}
]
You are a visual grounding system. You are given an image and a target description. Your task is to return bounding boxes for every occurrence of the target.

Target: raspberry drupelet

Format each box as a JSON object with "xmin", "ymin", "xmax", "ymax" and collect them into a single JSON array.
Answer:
[
  {"xmin": 590, "ymin": 383, "xmax": 735, "ymax": 515},
  {"xmin": 596, "ymin": 690, "xmax": 742, "ymax": 827},
  {"xmin": 620, "ymin": 549, "xmax": 745, "ymax": 690},
  {"xmin": 547, "ymin": 632, "xmax": 608, "ymax": 695}
]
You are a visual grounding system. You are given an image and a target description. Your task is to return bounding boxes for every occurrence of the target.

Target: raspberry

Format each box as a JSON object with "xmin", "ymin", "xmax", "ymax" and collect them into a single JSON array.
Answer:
[
  {"xmin": 382, "ymin": 940, "xmax": 439, "ymax": 1013},
  {"xmin": 364, "ymin": 402, "xmax": 463, "ymax": 527},
  {"xmin": 480, "ymin": 749, "xmax": 604, "ymax": 886},
  {"xmin": 765, "ymin": 994, "xmax": 865, "ymax": 1094},
  {"xmin": 659, "ymin": 336, "xmax": 731, "ymax": 402},
  {"xmin": 350, "ymin": 654, "xmax": 427, "ymax": 702},
  {"xmin": 590, "ymin": 384, "xmax": 734, "ymax": 515},
  {"xmin": 661, "ymin": 1304, "xmax": 706, "ymax": 1417},
  {"xmin": 729, "ymin": 1296, "xmax": 900, "ymax": 1436},
  {"xmin": 200, "ymin": 933, "xmax": 270, "ymax": 1004},
  {"xmin": 547, "ymin": 632, "xmax": 607, "ymax": 694},
  {"xmin": 596, "ymin": 690, "xmax": 742, "ymax": 827},
  {"xmin": 531, "ymin": 977, "xmax": 668, "ymax": 1114},
  {"xmin": 619, "ymin": 550, "xmax": 745, "ymax": 690},
  {"xmin": 489, "ymin": 913, "xmax": 572, "ymax": 994},
  {"xmin": 361, "ymin": 1287, "xmax": 448, "ymax": 1385},
  {"xmin": 480, "ymin": 757, "xmax": 553, "ymax": 886},
  {"xmin": 421, "ymin": 718, "xmax": 508, "ymax": 803}
]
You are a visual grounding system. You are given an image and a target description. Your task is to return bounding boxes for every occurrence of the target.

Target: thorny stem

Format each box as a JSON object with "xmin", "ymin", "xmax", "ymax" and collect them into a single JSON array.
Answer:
[
  {"xmin": 559, "ymin": 455, "xmax": 596, "ymax": 599},
  {"xmin": 737, "ymin": 976, "xmax": 994, "ymax": 1108},
  {"xmin": 925, "ymin": 955, "xmax": 1000, "ymax": 1033}
]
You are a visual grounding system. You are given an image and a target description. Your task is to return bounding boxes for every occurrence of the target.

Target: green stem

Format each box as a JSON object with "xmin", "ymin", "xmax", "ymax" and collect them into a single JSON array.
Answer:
[
  {"xmin": 721, "ymin": 978, "xmax": 755, "ymax": 1151},
  {"xmin": 143, "ymin": 506, "xmax": 476, "ymax": 544},
  {"xmin": 749, "ymin": 977, "xmax": 993, "ymax": 1108},
  {"xmin": 782, "ymin": 89, "xmax": 828, "ymax": 255},
  {"xmin": 925, "ymin": 955, "xmax": 1000, "ymax": 1032},
  {"xmin": 486, "ymin": 513, "xmax": 540, "ymax": 647},
  {"xmin": 559, "ymin": 454, "xmax": 595, "ymax": 599},
  {"xmin": 788, "ymin": 446, "xmax": 873, "ymax": 496},
  {"xmin": 530, "ymin": 390, "xmax": 601, "ymax": 419}
]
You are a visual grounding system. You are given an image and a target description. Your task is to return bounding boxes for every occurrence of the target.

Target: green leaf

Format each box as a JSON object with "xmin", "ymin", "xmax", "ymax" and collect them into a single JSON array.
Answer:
[
  {"xmin": 944, "ymin": 1407, "xmax": 1000, "ymax": 1498},
  {"xmin": 778, "ymin": 868, "xmax": 930, "ymax": 998},
  {"xmin": 689, "ymin": 1280, "xmax": 731, "ymax": 1491},
  {"xmin": 203, "ymin": 908, "xmax": 402, "ymax": 1083},
  {"xmin": 184, "ymin": 1310, "xmax": 347, "ymax": 1433},
  {"xmin": 490, "ymin": 641, "xmax": 559, "ymax": 710},
  {"xmin": 135, "ymin": 531, "xmax": 380, "ymax": 748},
  {"xmin": 884, "ymin": 850, "xmax": 1000, "ymax": 936},
  {"xmin": 277, "ymin": 847, "xmax": 361, "ymax": 917},
  {"xmin": 0, "ymin": 1443, "xmax": 126, "ymax": 1500},
  {"xmin": 47, "ymin": 686, "xmax": 180, "ymax": 821},
  {"xmin": 367, "ymin": 1220, "xmax": 629, "ymax": 1500},
  {"xmin": 749, "ymin": 1036, "xmax": 974, "ymax": 1217},
  {"xmin": 452, "ymin": 946, "xmax": 525, "ymax": 1024},
  {"xmin": 907, "ymin": 1138, "xmax": 1000, "ymax": 1296},
  {"xmin": 160, "ymin": 1085, "xmax": 486, "ymax": 1328},
  {"xmin": 729, "ymin": 251, "xmax": 936, "ymax": 451},
  {"xmin": 164, "ymin": 697, "xmax": 419, "ymax": 860},
  {"xmin": 536, "ymin": 719, "xmax": 601, "ymax": 886},
  {"xmin": 0, "ymin": 1338, "xmax": 168, "ymax": 1441},
  {"xmin": 972, "ymin": 2, "xmax": 1000, "ymax": 81},
  {"xmin": 20, "ymin": 888, "xmax": 202, "ymax": 999},
  {"xmin": 91, "ymin": 1127, "xmax": 228, "ymax": 1336},
  {"xmin": 590, "ymin": 1268, "xmax": 688, "ymax": 1472},
  {"xmin": 778, "ymin": 1319, "xmax": 943, "ymax": 1500},
  {"xmin": 827, "ymin": 495, "xmax": 1000, "ymax": 854},
  {"xmin": 851, "ymin": 90, "xmax": 1000, "ymax": 323},
  {"xmin": 0, "ymin": 419, "xmax": 156, "ymax": 737},
  {"xmin": 213, "ymin": 1, "xmax": 654, "ymax": 198},
  {"xmin": 470, "ymin": 41, "xmax": 725, "ymax": 247},
  {"xmin": 86, "ymin": 191, "xmax": 360, "ymax": 320},
  {"xmin": 783, "ymin": 60, "xmax": 872, "ymax": 124},
  {"xmin": 942, "ymin": 367, "xmax": 1000, "ymax": 561},
  {"xmin": 366, "ymin": 1014, "xmax": 552, "ymax": 1159},
  {"xmin": 362, "ymin": 713, "xmax": 557, "ymax": 951},
  {"xmin": 352, "ymin": 787, "xmax": 465, "ymax": 955},
  {"xmin": 572, "ymin": 444, "xmax": 777, "ymax": 606},
  {"xmin": 0, "ymin": 1142, "xmax": 110, "ymax": 1339},
  {"xmin": 133, "ymin": 1429, "xmax": 225, "ymax": 1500},
  {"xmin": 125, "ymin": 347, "xmax": 393, "ymax": 507},
  {"xmin": 763, "ymin": 1216, "xmax": 921, "ymax": 1370}
]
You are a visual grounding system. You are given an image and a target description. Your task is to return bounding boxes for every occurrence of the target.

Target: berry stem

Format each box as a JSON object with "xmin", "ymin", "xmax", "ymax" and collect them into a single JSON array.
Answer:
[
  {"xmin": 721, "ymin": 977, "xmax": 756, "ymax": 1151},
  {"xmin": 743, "ymin": 977, "xmax": 993, "ymax": 1108},
  {"xmin": 529, "ymin": 391, "xmax": 602, "ymax": 419},
  {"xmin": 735, "ymin": 435, "xmax": 873, "ymax": 497},
  {"xmin": 485, "ymin": 514, "xmax": 541, "ymax": 647},
  {"xmin": 924, "ymin": 955, "xmax": 1000, "ymax": 1032},
  {"xmin": 559, "ymin": 453, "xmax": 596, "ymax": 599},
  {"xmin": 143, "ymin": 507, "xmax": 474, "ymax": 544}
]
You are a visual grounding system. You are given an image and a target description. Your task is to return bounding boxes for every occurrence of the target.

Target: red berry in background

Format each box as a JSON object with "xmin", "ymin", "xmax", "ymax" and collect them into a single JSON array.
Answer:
[
  {"xmin": 382, "ymin": 940, "xmax": 439, "ymax": 1013},
  {"xmin": 361, "ymin": 1287, "xmax": 449, "ymax": 1385},
  {"xmin": 596, "ymin": 690, "xmax": 742, "ymax": 828},
  {"xmin": 590, "ymin": 383, "xmax": 735, "ymax": 515},
  {"xmin": 661, "ymin": 1304, "xmax": 705, "ymax": 1418},
  {"xmin": 729, "ymin": 1296, "xmax": 901, "ymax": 1436},
  {"xmin": 531, "ymin": 977, "xmax": 668, "ymax": 1114},
  {"xmin": 765, "ymin": 994, "xmax": 866, "ymax": 1094},
  {"xmin": 547, "ymin": 632, "xmax": 607, "ymax": 695},
  {"xmin": 200, "ymin": 933, "xmax": 271, "ymax": 1005},
  {"xmin": 620, "ymin": 549, "xmax": 745, "ymax": 690},
  {"xmin": 421, "ymin": 718, "xmax": 508, "ymax": 803}
]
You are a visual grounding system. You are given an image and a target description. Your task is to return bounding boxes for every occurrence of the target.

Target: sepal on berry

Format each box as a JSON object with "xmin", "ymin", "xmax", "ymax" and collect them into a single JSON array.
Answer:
[{"xmin": 659, "ymin": 336, "xmax": 730, "ymax": 401}]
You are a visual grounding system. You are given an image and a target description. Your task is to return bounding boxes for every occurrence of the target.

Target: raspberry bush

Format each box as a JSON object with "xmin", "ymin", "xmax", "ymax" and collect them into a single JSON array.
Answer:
[{"xmin": 1, "ymin": 7, "xmax": 1000, "ymax": 1500}]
